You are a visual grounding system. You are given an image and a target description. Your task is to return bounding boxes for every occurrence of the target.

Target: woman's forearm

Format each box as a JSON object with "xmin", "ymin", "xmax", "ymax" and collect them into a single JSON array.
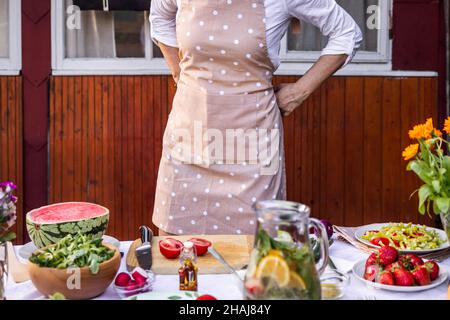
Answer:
[
  {"xmin": 275, "ymin": 54, "xmax": 347, "ymax": 116},
  {"xmin": 158, "ymin": 42, "xmax": 181, "ymax": 83},
  {"xmin": 294, "ymin": 54, "xmax": 348, "ymax": 101}
]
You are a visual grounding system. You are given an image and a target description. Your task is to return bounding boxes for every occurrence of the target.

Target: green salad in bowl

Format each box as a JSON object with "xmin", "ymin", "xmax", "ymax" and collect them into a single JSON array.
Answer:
[{"xmin": 361, "ymin": 223, "xmax": 445, "ymax": 250}]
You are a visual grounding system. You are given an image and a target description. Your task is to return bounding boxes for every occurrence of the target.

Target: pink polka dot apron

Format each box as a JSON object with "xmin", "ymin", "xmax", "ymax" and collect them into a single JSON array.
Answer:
[{"xmin": 153, "ymin": 0, "xmax": 286, "ymax": 235}]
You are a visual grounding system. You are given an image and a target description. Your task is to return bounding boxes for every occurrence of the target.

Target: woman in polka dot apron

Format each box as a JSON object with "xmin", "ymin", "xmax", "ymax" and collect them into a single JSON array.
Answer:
[{"xmin": 151, "ymin": 0, "xmax": 362, "ymax": 235}]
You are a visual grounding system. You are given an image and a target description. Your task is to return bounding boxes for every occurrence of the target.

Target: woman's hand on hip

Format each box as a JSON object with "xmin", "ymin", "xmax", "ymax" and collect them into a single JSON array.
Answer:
[{"xmin": 275, "ymin": 83, "xmax": 309, "ymax": 117}]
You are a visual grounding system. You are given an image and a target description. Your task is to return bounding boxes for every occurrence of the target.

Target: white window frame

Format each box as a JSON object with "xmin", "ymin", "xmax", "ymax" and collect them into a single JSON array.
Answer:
[
  {"xmin": 51, "ymin": 0, "xmax": 168, "ymax": 75},
  {"xmin": 0, "ymin": 0, "xmax": 22, "ymax": 75},
  {"xmin": 278, "ymin": 0, "xmax": 393, "ymax": 75},
  {"xmin": 51, "ymin": 0, "xmax": 437, "ymax": 77}
]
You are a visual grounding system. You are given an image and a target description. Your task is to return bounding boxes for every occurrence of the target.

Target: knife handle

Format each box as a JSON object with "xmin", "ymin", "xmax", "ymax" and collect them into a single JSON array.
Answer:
[{"xmin": 139, "ymin": 225, "xmax": 153, "ymax": 244}]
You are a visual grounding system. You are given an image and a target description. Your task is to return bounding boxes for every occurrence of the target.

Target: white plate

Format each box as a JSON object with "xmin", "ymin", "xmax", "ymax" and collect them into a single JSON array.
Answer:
[
  {"xmin": 125, "ymin": 291, "xmax": 203, "ymax": 300},
  {"xmin": 354, "ymin": 223, "xmax": 450, "ymax": 254},
  {"xmin": 18, "ymin": 235, "xmax": 121, "ymax": 261},
  {"xmin": 353, "ymin": 259, "xmax": 448, "ymax": 292}
]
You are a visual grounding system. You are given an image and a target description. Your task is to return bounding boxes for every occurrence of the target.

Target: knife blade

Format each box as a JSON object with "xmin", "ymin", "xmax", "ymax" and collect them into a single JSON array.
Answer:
[
  {"xmin": 135, "ymin": 225, "xmax": 153, "ymax": 271},
  {"xmin": 208, "ymin": 247, "xmax": 244, "ymax": 283}
]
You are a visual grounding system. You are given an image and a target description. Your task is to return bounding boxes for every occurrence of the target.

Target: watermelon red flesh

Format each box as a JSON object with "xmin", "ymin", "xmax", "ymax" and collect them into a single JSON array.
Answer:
[
  {"xmin": 28, "ymin": 202, "xmax": 107, "ymax": 224},
  {"xmin": 26, "ymin": 202, "xmax": 110, "ymax": 248}
]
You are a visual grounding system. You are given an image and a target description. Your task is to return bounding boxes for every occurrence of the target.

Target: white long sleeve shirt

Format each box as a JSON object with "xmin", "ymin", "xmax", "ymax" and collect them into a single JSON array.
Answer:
[{"xmin": 150, "ymin": 0, "xmax": 363, "ymax": 69}]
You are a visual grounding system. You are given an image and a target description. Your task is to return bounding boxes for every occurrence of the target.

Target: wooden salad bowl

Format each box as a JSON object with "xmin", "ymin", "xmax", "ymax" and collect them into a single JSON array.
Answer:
[{"xmin": 28, "ymin": 243, "xmax": 121, "ymax": 300}]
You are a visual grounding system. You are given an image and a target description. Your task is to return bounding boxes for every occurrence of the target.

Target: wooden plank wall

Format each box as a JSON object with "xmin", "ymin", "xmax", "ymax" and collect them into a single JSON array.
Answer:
[
  {"xmin": 0, "ymin": 76, "xmax": 23, "ymax": 243},
  {"xmin": 49, "ymin": 76, "xmax": 438, "ymax": 241}
]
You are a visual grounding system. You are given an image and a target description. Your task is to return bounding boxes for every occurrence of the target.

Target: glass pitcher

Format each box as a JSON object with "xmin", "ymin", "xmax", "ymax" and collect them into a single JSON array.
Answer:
[{"xmin": 244, "ymin": 200, "xmax": 329, "ymax": 300}]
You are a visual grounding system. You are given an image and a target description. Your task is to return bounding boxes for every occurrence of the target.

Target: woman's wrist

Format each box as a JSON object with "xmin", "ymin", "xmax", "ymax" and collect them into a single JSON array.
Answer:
[{"xmin": 293, "ymin": 79, "xmax": 312, "ymax": 104}]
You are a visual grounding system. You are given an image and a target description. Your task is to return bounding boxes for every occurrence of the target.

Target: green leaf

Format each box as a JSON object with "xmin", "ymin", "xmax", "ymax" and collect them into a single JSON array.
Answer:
[
  {"xmin": 89, "ymin": 258, "xmax": 100, "ymax": 274},
  {"xmin": 168, "ymin": 295, "xmax": 182, "ymax": 300},
  {"xmin": 435, "ymin": 198, "xmax": 450, "ymax": 215},
  {"xmin": 432, "ymin": 180, "xmax": 441, "ymax": 193},
  {"xmin": 408, "ymin": 161, "xmax": 434, "ymax": 185},
  {"xmin": 418, "ymin": 185, "xmax": 433, "ymax": 215},
  {"xmin": 49, "ymin": 292, "xmax": 66, "ymax": 300},
  {"xmin": 185, "ymin": 292, "xmax": 193, "ymax": 298},
  {"xmin": 442, "ymin": 156, "xmax": 450, "ymax": 180},
  {"xmin": 0, "ymin": 232, "xmax": 16, "ymax": 242}
]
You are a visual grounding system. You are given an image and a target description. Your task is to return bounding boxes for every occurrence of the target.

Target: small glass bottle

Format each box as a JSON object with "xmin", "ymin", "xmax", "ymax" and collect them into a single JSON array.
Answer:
[{"xmin": 178, "ymin": 241, "xmax": 198, "ymax": 291}]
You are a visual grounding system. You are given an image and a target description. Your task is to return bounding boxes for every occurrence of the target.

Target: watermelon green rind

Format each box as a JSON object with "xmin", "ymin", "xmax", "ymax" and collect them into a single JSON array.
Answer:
[{"xmin": 26, "ymin": 202, "xmax": 110, "ymax": 248}]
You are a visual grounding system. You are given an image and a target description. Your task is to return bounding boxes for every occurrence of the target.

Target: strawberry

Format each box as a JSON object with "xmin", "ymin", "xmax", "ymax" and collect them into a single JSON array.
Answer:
[
  {"xmin": 399, "ymin": 254, "xmax": 424, "ymax": 270},
  {"xmin": 425, "ymin": 261, "xmax": 440, "ymax": 281},
  {"xmin": 197, "ymin": 294, "xmax": 218, "ymax": 300},
  {"xmin": 364, "ymin": 264, "xmax": 380, "ymax": 282},
  {"xmin": 411, "ymin": 265, "xmax": 431, "ymax": 286},
  {"xmin": 385, "ymin": 261, "xmax": 404, "ymax": 273},
  {"xmin": 365, "ymin": 253, "xmax": 379, "ymax": 267},
  {"xmin": 393, "ymin": 268, "xmax": 415, "ymax": 286},
  {"xmin": 376, "ymin": 270, "xmax": 394, "ymax": 285},
  {"xmin": 378, "ymin": 246, "xmax": 398, "ymax": 266}
]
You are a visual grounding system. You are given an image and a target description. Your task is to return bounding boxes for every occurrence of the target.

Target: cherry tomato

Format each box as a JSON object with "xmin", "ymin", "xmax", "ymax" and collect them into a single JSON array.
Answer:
[
  {"xmin": 189, "ymin": 238, "xmax": 212, "ymax": 256},
  {"xmin": 370, "ymin": 237, "xmax": 390, "ymax": 247},
  {"xmin": 159, "ymin": 238, "xmax": 183, "ymax": 259}
]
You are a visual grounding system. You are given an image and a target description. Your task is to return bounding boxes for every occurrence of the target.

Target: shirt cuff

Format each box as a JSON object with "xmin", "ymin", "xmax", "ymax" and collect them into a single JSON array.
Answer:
[
  {"xmin": 321, "ymin": 28, "xmax": 363, "ymax": 68},
  {"xmin": 151, "ymin": 32, "xmax": 179, "ymax": 48}
]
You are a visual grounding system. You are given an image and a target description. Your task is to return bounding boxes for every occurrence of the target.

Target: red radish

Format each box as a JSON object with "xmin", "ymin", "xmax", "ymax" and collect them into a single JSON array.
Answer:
[
  {"xmin": 126, "ymin": 280, "xmax": 141, "ymax": 291},
  {"xmin": 115, "ymin": 272, "xmax": 132, "ymax": 287},
  {"xmin": 132, "ymin": 267, "xmax": 148, "ymax": 284}
]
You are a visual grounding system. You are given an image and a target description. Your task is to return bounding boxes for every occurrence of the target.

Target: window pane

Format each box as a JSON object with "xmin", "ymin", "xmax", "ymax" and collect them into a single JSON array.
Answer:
[
  {"xmin": 65, "ymin": 1, "xmax": 147, "ymax": 58},
  {"xmin": 0, "ymin": 0, "xmax": 9, "ymax": 58},
  {"xmin": 287, "ymin": 0, "xmax": 379, "ymax": 53}
]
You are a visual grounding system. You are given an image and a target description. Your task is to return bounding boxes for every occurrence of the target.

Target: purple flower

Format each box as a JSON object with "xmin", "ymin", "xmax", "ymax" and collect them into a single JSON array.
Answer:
[{"xmin": 0, "ymin": 182, "xmax": 17, "ymax": 191}]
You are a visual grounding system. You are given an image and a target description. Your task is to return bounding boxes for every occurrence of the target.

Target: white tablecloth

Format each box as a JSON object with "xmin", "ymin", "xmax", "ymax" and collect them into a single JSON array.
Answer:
[{"xmin": 6, "ymin": 239, "xmax": 450, "ymax": 300}]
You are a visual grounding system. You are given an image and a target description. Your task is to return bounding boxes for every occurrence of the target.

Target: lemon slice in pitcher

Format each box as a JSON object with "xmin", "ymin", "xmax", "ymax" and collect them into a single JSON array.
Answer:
[
  {"xmin": 255, "ymin": 255, "xmax": 290, "ymax": 287},
  {"xmin": 288, "ymin": 271, "xmax": 307, "ymax": 290}
]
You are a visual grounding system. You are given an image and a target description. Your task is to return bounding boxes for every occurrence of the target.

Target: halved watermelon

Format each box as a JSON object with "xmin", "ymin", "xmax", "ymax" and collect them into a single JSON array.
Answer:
[{"xmin": 26, "ymin": 202, "xmax": 110, "ymax": 248}]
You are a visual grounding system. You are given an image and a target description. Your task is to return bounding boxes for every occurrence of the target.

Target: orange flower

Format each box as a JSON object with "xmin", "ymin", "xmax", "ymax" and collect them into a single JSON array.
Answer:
[
  {"xmin": 409, "ymin": 124, "xmax": 429, "ymax": 140},
  {"xmin": 444, "ymin": 117, "xmax": 450, "ymax": 134},
  {"xmin": 402, "ymin": 144, "xmax": 419, "ymax": 161},
  {"xmin": 408, "ymin": 118, "xmax": 438, "ymax": 140},
  {"xmin": 434, "ymin": 129, "xmax": 443, "ymax": 137}
]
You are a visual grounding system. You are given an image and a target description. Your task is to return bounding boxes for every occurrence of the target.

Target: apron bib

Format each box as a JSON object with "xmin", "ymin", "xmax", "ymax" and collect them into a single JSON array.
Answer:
[{"xmin": 153, "ymin": 0, "xmax": 286, "ymax": 235}]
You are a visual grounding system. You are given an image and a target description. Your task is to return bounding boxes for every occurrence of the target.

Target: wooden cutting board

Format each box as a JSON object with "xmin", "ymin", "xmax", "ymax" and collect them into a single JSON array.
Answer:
[{"xmin": 126, "ymin": 235, "xmax": 254, "ymax": 275}]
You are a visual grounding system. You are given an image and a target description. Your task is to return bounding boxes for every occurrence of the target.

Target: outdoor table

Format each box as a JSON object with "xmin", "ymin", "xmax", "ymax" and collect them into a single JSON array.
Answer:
[{"xmin": 6, "ymin": 239, "xmax": 450, "ymax": 300}]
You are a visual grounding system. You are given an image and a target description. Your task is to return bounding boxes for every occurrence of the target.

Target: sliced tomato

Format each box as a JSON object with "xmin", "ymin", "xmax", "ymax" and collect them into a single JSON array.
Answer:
[
  {"xmin": 370, "ymin": 237, "xmax": 390, "ymax": 247},
  {"xmin": 159, "ymin": 238, "xmax": 183, "ymax": 259},
  {"xmin": 189, "ymin": 238, "xmax": 212, "ymax": 256}
]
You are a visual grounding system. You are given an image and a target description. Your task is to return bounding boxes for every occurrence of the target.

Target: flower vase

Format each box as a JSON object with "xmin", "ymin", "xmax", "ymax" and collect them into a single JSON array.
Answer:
[
  {"xmin": 0, "ymin": 242, "xmax": 7, "ymax": 300},
  {"xmin": 440, "ymin": 213, "xmax": 450, "ymax": 242}
]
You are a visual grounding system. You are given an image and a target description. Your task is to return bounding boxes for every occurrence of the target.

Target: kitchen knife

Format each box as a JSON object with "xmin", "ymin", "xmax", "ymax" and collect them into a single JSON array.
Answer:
[
  {"xmin": 135, "ymin": 226, "xmax": 153, "ymax": 271},
  {"xmin": 208, "ymin": 247, "xmax": 244, "ymax": 283}
]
